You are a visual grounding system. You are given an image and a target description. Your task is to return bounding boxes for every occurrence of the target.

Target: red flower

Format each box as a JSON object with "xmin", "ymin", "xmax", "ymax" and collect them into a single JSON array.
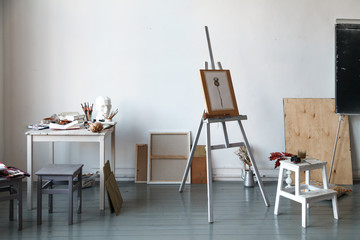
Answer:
[{"xmin": 269, "ymin": 152, "xmax": 293, "ymax": 169}]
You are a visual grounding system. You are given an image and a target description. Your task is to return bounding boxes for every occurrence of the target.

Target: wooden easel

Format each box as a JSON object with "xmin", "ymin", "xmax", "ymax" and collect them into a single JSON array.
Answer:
[{"xmin": 179, "ymin": 26, "xmax": 270, "ymax": 223}]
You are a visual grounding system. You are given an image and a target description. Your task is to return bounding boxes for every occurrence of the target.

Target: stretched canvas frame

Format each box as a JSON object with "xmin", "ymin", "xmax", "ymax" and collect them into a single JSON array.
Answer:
[
  {"xmin": 147, "ymin": 132, "xmax": 191, "ymax": 184},
  {"xmin": 200, "ymin": 69, "xmax": 239, "ymax": 118}
]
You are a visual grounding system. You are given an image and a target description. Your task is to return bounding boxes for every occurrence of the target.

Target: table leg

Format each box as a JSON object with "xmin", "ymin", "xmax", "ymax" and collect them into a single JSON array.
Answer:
[
  {"xmin": 68, "ymin": 176, "xmax": 73, "ymax": 225},
  {"xmin": 305, "ymin": 170, "xmax": 310, "ymax": 208},
  {"xmin": 274, "ymin": 165, "xmax": 284, "ymax": 215},
  {"xmin": 295, "ymin": 169, "xmax": 300, "ymax": 196},
  {"xmin": 78, "ymin": 168, "xmax": 82, "ymax": 214},
  {"xmin": 27, "ymin": 135, "xmax": 33, "ymax": 210},
  {"xmin": 332, "ymin": 195, "xmax": 339, "ymax": 219},
  {"xmin": 17, "ymin": 178, "xmax": 23, "ymax": 230},
  {"xmin": 302, "ymin": 201, "xmax": 307, "ymax": 228},
  {"xmin": 99, "ymin": 138, "xmax": 105, "ymax": 213},
  {"xmin": 37, "ymin": 176, "xmax": 42, "ymax": 225},
  {"xmin": 322, "ymin": 165, "xmax": 329, "ymax": 189},
  {"xmin": 305, "ymin": 170, "xmax": 310, "ymax": 186},
  {"xmin": 49, "ymin": 142, "xmax": 54, "ymax": 164}
]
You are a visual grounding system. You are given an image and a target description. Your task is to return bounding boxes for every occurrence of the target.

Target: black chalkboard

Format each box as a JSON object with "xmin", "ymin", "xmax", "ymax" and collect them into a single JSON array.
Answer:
[{"xmin": 336, "ymin": 24, "xmax": 360, "ymax": 114}]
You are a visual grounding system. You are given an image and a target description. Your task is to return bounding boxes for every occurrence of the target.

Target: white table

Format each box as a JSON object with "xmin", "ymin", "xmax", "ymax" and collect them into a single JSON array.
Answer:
[
  {"xmin": 25, "ymin": 125, "xmax": 116, "ymax": 213},
  {"xmin": 274, "ymin": 159, "xmax": 338, "ymax": 228}
]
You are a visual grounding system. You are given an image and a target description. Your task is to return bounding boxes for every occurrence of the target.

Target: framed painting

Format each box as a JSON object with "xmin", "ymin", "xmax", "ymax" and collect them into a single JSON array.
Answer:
[{"xmin": 200, "ymin": 69, "xmax": 239, "ymax": 118}]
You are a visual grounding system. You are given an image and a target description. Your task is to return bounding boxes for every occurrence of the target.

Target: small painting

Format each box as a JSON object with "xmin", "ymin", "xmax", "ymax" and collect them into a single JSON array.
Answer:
[{"xmin": 200, "ymin": 69, "xmax": 239, "ymax": 118}]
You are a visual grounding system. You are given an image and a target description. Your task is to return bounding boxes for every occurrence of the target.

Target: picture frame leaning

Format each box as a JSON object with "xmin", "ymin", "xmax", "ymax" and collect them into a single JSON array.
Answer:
[{"xmin": 200, "ymin": 69, "xmax": 239, "ymax": 118}]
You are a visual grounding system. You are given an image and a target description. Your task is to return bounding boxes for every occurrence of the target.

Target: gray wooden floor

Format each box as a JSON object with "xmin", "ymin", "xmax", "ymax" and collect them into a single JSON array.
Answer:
[{"xmin": 0, "ymin": 181, "xmax": 358, "ymax": 240}]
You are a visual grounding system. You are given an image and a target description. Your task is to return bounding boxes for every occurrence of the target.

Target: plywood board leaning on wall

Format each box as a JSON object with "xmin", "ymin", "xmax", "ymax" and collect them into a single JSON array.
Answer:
[
  {"xmin": 191, "ymin": 145, "xmax": 207, "ymax": 184},
  {"xmin": 284, "ymin": 98, "xmax": 352, "ymax": 185},
  {"xmin": 135, "ymin": 144, "xmax": 148, "ymax": 183},
  {"xmin": 103, "ymin": 160, "xmax": 123, "ymax": 215}
]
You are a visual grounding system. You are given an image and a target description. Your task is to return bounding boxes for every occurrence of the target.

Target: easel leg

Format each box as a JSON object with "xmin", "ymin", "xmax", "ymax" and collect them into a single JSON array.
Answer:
[
  {"xmin": 179, "ymin": 117, "xmax": 204, "ymax": 192},
  {"xmin": 329, "ymin": 115, "xmax": 343, "ymax": 183},
  {"xmin": 206, "ymin": 122, "xmax": 214, "ymax": 223},
  {"xmin": 237, "ymin": 120, "xmax": 270, "ymax": 207}
]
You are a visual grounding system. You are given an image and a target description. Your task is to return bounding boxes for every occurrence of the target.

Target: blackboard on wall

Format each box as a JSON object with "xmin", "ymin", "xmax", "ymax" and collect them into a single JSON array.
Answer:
[{"xmin": 336, "ymin": 23, "xmax": 360, "ymax": 114}]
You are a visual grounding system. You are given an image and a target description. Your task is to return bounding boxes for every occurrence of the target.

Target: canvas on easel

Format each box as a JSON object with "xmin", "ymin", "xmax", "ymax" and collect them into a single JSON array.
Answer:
[{"xmin": 200, "ymin": 69, "xmax": 239, "ymax": 118}]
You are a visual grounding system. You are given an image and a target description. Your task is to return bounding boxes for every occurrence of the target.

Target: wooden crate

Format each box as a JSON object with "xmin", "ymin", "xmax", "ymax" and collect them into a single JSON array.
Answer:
[
  {"xmin": 283, "ymin": 98, "xmax": 352, "ymax": 185},
  {"xmin": 191, "ymin": 145, "xmax": 207, "ymax": 184}
]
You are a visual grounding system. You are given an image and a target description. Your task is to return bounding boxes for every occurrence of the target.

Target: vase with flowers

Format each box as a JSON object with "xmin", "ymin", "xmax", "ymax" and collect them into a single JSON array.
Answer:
[{"xmin": 235, "ymin": 146, "xmax": 254, "ymax": 187}]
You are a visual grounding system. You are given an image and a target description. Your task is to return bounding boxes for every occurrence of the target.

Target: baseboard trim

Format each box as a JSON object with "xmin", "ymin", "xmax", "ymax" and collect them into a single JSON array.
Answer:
[{"xmin": 106, "ymin": 167, "xmax": 360, "ymax": 182}]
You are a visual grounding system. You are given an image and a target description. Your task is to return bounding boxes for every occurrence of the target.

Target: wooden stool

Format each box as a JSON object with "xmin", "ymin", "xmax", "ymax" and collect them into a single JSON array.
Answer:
[
  {"xmin": 36, "ymin": 164, "xmax": 83, "ymax": 225},
  {"xmin": 274, "ymin": 159, "xmax": 338, "ymax": 228},
  {"xmin": 0, "ymin": 176, "xmax": 23, "ymax": 230}
]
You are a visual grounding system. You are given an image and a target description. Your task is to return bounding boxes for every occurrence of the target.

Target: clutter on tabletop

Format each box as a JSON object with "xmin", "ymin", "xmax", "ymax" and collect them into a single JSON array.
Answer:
[
  {"xmin": 0, "ymin": 162, "xmax": 30, "ymax": 178},
  {"xmin": 81, "ymin": 102, "xmax": 93, "ymax": 122},
  {"xmin": 107, "ymin": 108, "xmax": 118, "ymax": 121},
  {"xmin": 27, "ymin": 97, "xmax": 118, "ymax": 131},
  {"xmin": 28, "ymin": 124, "xmax": 49, "ymax": 130},
  {"xmin": 89, "ymin": 122, "xmax": 103, "ymax": 133},
  {"xmin": 58, "ymin": 112, "xmax": 85, "ymax": 122},
  {"xmin": 49, "ymin": 120, "xmax": 81, "ymax": 130},
  {"xmin": 28, "ymin": 112, "xmax": 85, "ymax": 131}
]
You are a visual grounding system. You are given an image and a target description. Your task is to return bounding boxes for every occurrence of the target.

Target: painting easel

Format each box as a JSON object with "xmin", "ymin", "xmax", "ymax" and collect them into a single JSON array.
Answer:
[{"xmin": 179, "ymin": 26, "xmax": 270, "ymax": 223}]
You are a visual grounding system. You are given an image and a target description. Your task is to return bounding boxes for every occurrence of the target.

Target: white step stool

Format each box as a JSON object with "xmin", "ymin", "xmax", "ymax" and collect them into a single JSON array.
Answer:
[{"xmin": 274, "ymin": 159, "xmax": 339, "ymax": 228}]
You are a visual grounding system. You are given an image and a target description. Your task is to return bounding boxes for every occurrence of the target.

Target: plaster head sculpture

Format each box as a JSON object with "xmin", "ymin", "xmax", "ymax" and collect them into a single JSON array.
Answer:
[{"xmin": 95, "ymin": 96, "xmax": 112, "ymax": 121}]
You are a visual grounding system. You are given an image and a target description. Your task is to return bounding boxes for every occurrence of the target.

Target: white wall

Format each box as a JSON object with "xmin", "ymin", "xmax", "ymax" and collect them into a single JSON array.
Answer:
[{"xmin": 2, "ymin": 0, "xmax": 360, "ymax": 180}]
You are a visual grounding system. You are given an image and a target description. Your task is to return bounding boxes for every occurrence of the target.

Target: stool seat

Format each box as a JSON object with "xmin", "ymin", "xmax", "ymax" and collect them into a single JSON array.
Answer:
[
  {"xmin": 274, "ymin": 159, "xmax": 338, "ymax": 228},
  {"xmin": 36, "ymin": 164, "xmax": 84, "ymax": 176},
  {"xmin": 36, "ymin": 164, "xmax": 83, "ymax": 225}
]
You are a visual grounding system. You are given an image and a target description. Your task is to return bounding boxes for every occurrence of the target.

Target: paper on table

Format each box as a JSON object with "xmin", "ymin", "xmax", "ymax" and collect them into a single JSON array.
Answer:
[{"xmin": 49, "ymin": 120, "xmax": 80, "ymax": 130}]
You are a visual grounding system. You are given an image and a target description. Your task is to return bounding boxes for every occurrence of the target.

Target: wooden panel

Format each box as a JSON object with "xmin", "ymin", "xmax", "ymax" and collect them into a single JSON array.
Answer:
[
  {"xmin": 103, "ymin": 161, "xmax": 114, "ymax": 213},
  {"xmin": 284, "ymin": 98, "xmax": 352, "ymax": 185},
  {"xmin": 148, "ymin": 132, "xmax": 190, "ymax": 184},
  {"xmin": 191, "ymin": 145, "xmax": 207, "ymax": 184},
  {"xmin": 135, "ymin": 144, "xmax": 148, "ymax": 183},
  {"xmin": 103, "ymin": 160, "xmax": 123, "ymax": 215},
  {"xmin": 105, "ymin": 172, "xmax": 123, "ymax": 216}
]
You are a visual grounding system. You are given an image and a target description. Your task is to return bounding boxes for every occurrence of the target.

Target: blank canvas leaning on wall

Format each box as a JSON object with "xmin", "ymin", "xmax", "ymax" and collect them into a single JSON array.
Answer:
[{"xmin": 148, "ymin": 132, "xmax": 191, "ymax": 184}]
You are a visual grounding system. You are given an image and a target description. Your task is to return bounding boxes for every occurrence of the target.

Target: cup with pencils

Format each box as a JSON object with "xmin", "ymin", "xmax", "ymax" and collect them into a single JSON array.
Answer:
[
  {"xmin": 105, "ymin": 108, "xmax": 118, "ymax": 122},
  {"xmin": 81, "ymin": 102, "xmax": 93, "ymax": 122}
]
